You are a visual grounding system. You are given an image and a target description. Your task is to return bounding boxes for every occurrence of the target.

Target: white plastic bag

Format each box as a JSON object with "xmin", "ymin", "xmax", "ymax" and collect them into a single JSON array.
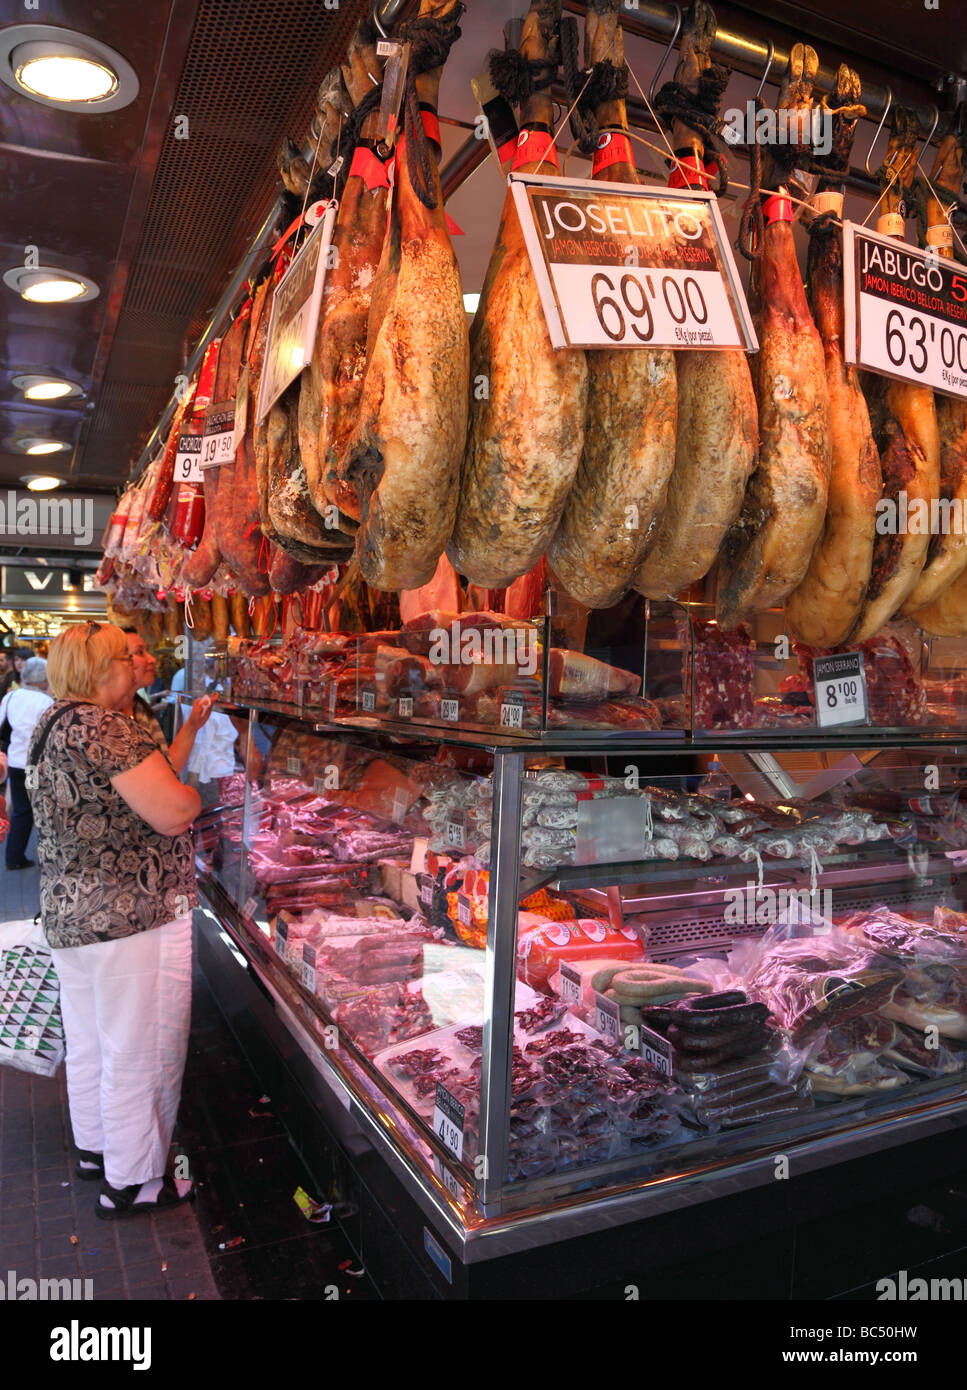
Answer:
[{"xmin": 0, "ymin": 918, "xmax": 65, "ymax": 1078}]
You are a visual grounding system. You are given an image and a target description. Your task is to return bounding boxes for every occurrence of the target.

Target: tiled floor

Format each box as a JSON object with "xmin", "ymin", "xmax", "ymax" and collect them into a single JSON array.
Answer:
[{"xmin": 0, "ymin": 841, "xmax": 377, "ymax": 1302}]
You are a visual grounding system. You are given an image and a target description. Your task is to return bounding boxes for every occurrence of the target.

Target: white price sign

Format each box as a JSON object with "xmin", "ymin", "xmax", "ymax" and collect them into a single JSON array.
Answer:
[
  {"xmin": 242, "ymin": 896, "xmax": 258, "ymax": 922},
  {"xmin": 302, "ymin": 944, "xmax": 317, "ymax": 994},
  {"xmin": 201, "ymin": 403, "xmax": 236, "ymax": 468},
  {"xmin": 361, "ymin": 688, "xmax": 376, "ymax": 713},
  {"xmin": 418, "ymin": 873, "xmax": 435, "ymax": 909},
  {"xmin": 639, "ymin": 1023, "xmax": 673, "ymax": 1079},
  {"xmin": 558, "ymin": 962, "xmax": 582, "ymax": 1009},
  {"xmin": 286, "ymin": 755, "xmax": 301, "ymax": 775},
  {"xmin": 844, "ymin": 223, "xmax": 967, "ymax": 399},
  {"xmin": 593, "ymin": 990, "xmax": 621, "ymax": 1043},
  {"xmin": 511, "ymin": 171, "xmax": 756, "ymax": 352},
  {"xmin": 433, "ymin": 1084, "xmax": 465, "ymax": 1162},
  {"xmin": 397, "ymin": 695, "xmax": 413, "ymax": 718},
  {"xmin": 813, "ymin": 651, "xmax": 869, "ymax": 728},
  {"xmin": 445, "ymin": 816, "xmax": 466, "ymax": 851},
  {"xmin": 499, "ymin": 691, "xmax": 525, "ymax": 728},
  {"xmin": 256, "ymin": 203, "xmax": 338, "ymax": 424},
  {"xmin": 457, "ymin": 893, "xmax": 472, "ymax": 927},
  {"xmin": 173, "ymin": 434, "xmax": 203, "ymax": 482},
  {"xmin": 441, "ymin": 698, "xmax": 459, "ymax": 722},
  {"xmin": 274, "ymin": 921, "xmax": 288, "ymax": 961}
]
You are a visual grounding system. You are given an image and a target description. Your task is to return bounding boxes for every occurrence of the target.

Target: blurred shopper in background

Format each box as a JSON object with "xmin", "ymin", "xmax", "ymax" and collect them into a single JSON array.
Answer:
[{"xmin": 1, "ymin": 656, "xmax": 52, "ymax": 870}]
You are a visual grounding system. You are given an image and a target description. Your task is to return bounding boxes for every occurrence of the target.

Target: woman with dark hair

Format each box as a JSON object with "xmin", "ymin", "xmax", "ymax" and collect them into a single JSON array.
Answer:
[{"xmin": 28, "ymin": 622, "xmax": 202, "ymax": 1219}]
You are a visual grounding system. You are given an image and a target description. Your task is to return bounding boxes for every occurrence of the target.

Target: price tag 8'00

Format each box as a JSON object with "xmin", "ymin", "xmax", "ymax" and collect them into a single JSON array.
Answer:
[{"xmin": 813, "ymin": 651, "xmax": 868, "ymax": 728}]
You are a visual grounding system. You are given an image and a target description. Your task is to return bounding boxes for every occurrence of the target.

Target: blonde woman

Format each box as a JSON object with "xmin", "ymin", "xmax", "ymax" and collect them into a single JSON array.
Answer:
[{"xmin": 27, "ymin": 622, "xmax": 202, "ymax": 1220}]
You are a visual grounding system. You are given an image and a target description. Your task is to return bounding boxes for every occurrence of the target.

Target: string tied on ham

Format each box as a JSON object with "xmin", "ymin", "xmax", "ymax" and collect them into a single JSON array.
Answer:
[
  {"xmin": 558, "ymin": 13, "xmax": 628, "ymax": 156},
  {"xmin": 488, "ymin": 48, "xmax": 558, "ymax": 106},
  {"xmin": 653, "ymin": 65, "xmax": 730, "ymax": 194},
  {"xmin": 395, "ymin": 2, "xmax": 465, "ymax": 210}
]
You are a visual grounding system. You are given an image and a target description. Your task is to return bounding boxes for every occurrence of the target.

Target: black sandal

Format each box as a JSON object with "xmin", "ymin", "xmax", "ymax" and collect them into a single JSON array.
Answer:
[
  {"xmin": 96, "ymin": 1174, "xmax": 195, "ymax": 1221},
  {"xmin": 75, "ymin": 1150, "xmax": 104, "ymax": 1182}
]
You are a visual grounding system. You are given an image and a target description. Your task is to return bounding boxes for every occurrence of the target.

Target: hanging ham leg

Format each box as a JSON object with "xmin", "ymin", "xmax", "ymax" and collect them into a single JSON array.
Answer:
[
  {"xmin": 717, "ymin": 44, "xmax": 832, "ymax": 628},
  {"xmin": 547, "ymin": 0, "xmax": 676, "ymax": 609},
  {"xmin": 633, "ymin": 1, "xmax": 757, "ymax": 602},
  {"xmin": 850, "ymin": 109, "xmax": 941, "ymax": 642},
  {"xmin": 903, "ymin": 118, "xmax": 967, "ymax": 615},
  {"xmin": 448, "ymin": 0, "xmax": 588, "ymax": 588},
  {"xmin": 342, "ymin": 0, "xmax": 469, "ymax": 591},
  {"xmin": 785, "ymin": 65, "xmax": 881, "ymax": 646}
]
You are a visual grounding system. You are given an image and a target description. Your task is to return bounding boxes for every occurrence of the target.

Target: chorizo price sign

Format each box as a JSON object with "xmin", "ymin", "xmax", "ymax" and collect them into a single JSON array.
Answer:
[
  {"xmin": 843, "ymin": 223, "xmax": 967, "ymax": 400},
  {"xmin": 256, "ymin": 201, "xmax": 337, "ymax": 424},
  {"xmin": 511, "ymin": 171, "xmax": 756, "ymax": 352}
]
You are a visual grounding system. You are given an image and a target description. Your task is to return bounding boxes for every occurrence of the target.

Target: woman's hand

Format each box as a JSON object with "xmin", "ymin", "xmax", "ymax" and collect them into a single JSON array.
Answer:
[
  {"xmin": 0, "ymin": 750, "xmax": 7, "ymax": 780},
  {"xmin": 186, "ymin": 695, "xmax": 214, "ymax": 733}
]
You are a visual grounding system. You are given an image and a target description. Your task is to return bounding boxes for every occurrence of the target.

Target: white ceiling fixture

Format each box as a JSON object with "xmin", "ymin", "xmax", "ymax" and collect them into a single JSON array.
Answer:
[
  {"xmin": 12, "ymin": 375, "xmax": 84, "ymax": 402},
  {"xmin": 15, "ymin": 437, "xmax": 71, "ymax": 457},
  {"xmin": 0, "ymin": 25, "xmax": 139, "ymax": 114},
  {"xmin": 2, "ymin": 266, "xmax": 99, "ymax": 304},
  {"xmin": 21, "ymin": 476, "xmax": 64, "ymax": 492}
]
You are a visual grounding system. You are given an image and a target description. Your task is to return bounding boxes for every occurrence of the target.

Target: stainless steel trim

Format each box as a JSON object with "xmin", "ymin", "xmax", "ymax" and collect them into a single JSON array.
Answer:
[{"xmin": 476, "ymin": 750, "xmax": 525, "ymax": 1210}]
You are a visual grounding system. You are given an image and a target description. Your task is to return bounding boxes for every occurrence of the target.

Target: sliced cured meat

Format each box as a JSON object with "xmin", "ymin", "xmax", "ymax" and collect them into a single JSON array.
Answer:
[
  {"xmin": 717, "ymin": 45, "xmax": 832, "ymax": 627},
  {"xmin": 448, "ymin": 0, "xmax": 587, "ymax": 587},
  {"xmin": 342, "ymin": 0, "xmax": 468, "ymax": 590},
  {"xmin": 548, "ymin": 0, "xmax": 676, "ymax": 607},
  {"xmin": 785, "ymin": 66, "xmax": 880, "ymax": 646}
]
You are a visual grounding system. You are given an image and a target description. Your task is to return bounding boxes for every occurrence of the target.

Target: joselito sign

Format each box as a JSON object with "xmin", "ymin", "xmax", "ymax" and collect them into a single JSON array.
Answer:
[
  {"xmin": 511, "ymin": 171, "xmax": 757, "ymax": 352},
  {"xmin": 843, "ymin": 222, "xmax": 967, "ymax": 400}
]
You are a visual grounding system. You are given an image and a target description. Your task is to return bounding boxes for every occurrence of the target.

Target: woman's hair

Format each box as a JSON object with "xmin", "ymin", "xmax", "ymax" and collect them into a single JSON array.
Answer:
[
  {"xmin": 20, "ymin": 657, "xmax": 47, "ymax": 688},
  {"xmin": 47, "ymin": 622, "xmax": 127, "ymax": 698}
]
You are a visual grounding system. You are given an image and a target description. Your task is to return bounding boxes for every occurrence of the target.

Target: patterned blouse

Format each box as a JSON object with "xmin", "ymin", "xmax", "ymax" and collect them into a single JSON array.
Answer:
[{"xmin": 27, "ymin": 699, "xmax": 197, "ymax": 949}]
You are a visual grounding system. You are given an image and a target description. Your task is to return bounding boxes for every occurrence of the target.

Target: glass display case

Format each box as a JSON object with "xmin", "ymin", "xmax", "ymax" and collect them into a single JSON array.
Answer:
[{"xmin": 190, "ymin": 698, "xmax": 967, "ymax": 1264}]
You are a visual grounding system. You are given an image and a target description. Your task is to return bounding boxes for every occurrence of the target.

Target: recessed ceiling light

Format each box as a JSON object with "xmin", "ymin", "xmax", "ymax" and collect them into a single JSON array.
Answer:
[
  {"xmin": 26, "ymin": 441, "xmax": 68, "ymax": 456},
  {"xmin": 2, "ymin": 266, "xmax": 99, "ymax": 303},
  {"xmin": 22, "ymin": 476, "xmax": 63, "ymax": 492},
  {"xmin": 14, "ymin": 47, "xmax": 117, "ymax": 102},
  {"xmin": 12, "ymin": 375, "xmax": 82, "ymax": 401},
  {"xmin": 0, "ymin": 26, "xmax": 138, "ymax": 114}
]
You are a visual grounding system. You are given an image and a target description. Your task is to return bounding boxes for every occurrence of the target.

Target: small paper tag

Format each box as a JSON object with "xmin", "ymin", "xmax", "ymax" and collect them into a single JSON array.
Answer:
[
  {"xmin": 813, "ymin": 650, "xmax": 868, "ymax": 728},
  {"xmin": 927, "ymin": 223, "xmax": 954, "ymax": 248},
  {"xmin": 302, "ymin": 944, "xmax": 317, "ymax": 994},
  {"xmin": 242, "ymin": 897, "xmax": 258, "ymax": 921},
  {"xmin": 286, "ymin": 755, "xmax": 301, "ymax": 775},
  {"xmin": 313, "ymin": 774, "xmax": 329, "ymax": 794},
  {"xmin": 418, "ymin": 872, "xmax": 435, "ymax": 909},
  {"xmin": 441, "ymin": 697, "xmax": 459, "ymax": 722},
  {"xmin": 174, "ymin": 434, "xmax": 203, "ymax": 483},
  {"xmin": 446, "ymin": 814, "xmax": 466, "ymax": 852},
  {"xmin": 877, "ymin": 212, "xmax": 905, "ymax": 238},
  {"xmin": 274, "ymin": 919, "xmax": 288, "ymax": 961},
  {"xmin": 397, "ymin": 695, "xmax": 413, "ymax": 718},
  {"xmin": 639, "ymin": 1022, "xmax": 673, "ymax": 1078},
  {"xmin": 593, "ymin": 990, "xmax": 621, "ymax": 1043},
  {"xmin": 559, "ymin": 962, "xmax": 581, "ymax": 1009},
  {"xmin": 433, "ymin": 1083, "xmax": 465, "ymax": 1161},
  {"xmin": 361, "ymin": 688, "xmax": 376, "ymax": 714},
  {"xmin": 457, "ymin": 893, "xmax": 472, "ymax": 927},
  {"xmin": 811, "ymin": 190, "xmax": 844, "ymax": 217},
  {"xmin": 499, "ymin": 691, "xmax": 525, "ymax": 728}
]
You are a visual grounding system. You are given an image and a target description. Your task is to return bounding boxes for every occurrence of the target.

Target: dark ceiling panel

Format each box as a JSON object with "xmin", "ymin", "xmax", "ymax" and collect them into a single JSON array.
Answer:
[{"xmin": 81, "ymin": 0, "xmax": 366, "ymax": 481}]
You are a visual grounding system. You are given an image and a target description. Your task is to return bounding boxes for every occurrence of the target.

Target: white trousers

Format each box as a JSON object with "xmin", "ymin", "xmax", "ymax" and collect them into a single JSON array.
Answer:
[{"xmin": 51, "ymin": 916, "xmax": 192, "ymax": 1189}]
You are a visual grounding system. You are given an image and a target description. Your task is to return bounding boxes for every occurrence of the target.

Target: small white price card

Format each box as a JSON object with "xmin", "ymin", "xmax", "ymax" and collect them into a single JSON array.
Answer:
[
  {"xmin": 286, "ymin": 755, "xmax": 301, "ymax": 775},
  {"xmin": 433, "ymin": 1083, "xmax": 465, "ymax": 1162},
  {"xmin": 445, "ymin": 814, "xmax": 466, "ymax": 851},
  {"xmin": 813, "ymin": 651, "xmax": 868, "ymax": 728},
  {"xmin": 418, "ymin": 873, "xmax": 435, "ymax": 909},
  {"xmin": 274, "ymin": 920, "xmax": 288, "ymax": 961},
  {"xmin": 639, "ymin": 1023, "xmax": 673, "ymax": 1079},
  {"xmin": 499, "ymin": 691, "xmax": 525, "ymax": 728},
  {"xmin": 313, "ymin": 775, "xmax": 329, "ymax": 794},
  {"xmin": 361, "ymin": 688, "xmax": 376, "ymax": 713},
  {"xmin": 441, "ymin": 697, "xmax": 459, "ymax": 722},
  {"xmin": 302, "ymin": 944, "xmax": 317, "ymax": 994},
  {"xmin": 559, "ymin": 962, "xmax": 582, "ymax": 1009},
  {"xmin": 397, "ymin": 695, "xmax": 413, "ymax": 718},
  {"xmin": 844, "ymin": 223, "xmax": 967, "ymax": 400},
  {"xmin": 511, "ymin": 171, "xmax": 756, "ymax": 352},
  {"xmin": 201, "ymin": 403, "xmax": 235, "ymax": 469},
  {"xmin": 242, "ymin": 896, "xmax": 258, "ymax": 922},
  {"xmin": 457, "ymin": 893, "xmax": 472, "ymax": 927},
  {"xmin": 593, "ymin": 990, "xmax": 621, "ymax": 1043},
  {"xmin": 173, "ymin": 433, "xmax": 203, "ymax": 483}
]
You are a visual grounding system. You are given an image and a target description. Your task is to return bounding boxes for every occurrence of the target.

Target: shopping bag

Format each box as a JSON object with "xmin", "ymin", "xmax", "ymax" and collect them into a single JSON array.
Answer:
[{"xmin": 0, "ymin": 918, "xmax": 64, "ymax": 1078}]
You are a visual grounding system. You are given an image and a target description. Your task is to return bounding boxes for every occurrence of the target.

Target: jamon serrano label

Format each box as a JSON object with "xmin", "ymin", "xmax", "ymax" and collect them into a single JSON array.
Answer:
[
  {"xmin": 510, "ymin": 171, "xmax": 756, "ymax": 351},
  {"xmin": 843, "ymin": 223, "xmax": 967, "ymax": 400},
  {"xmin": 256, "ymin": 202, "xmax": 338, "ymax": 423},
  {"xmin": 813, "ymin": 651, "xmax": 869, "ymax": 729}
]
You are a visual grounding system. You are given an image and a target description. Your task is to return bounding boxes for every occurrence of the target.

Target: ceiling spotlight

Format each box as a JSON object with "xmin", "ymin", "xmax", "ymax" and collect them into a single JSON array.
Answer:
[
  {"xmin": 22, "ymin": 476, "xmax": 63, "ymax": 491},
  {"xmin": 2, "ymin": 266, "xmax": 99, "ymax": 303},
  {"xmin": 0, "ymin": 27, "xmax": 138, "ymax": 114},
  {"xmin": 16, "ymin": 438, "xmax": 70, "ymax": 457},
  {"xmin": 13, "ymin": 376, "xmax": 81, "ymax": 401},
  {"xmin": 14, "ymin": 47, "xmax": 117, "ymax": 102}
]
